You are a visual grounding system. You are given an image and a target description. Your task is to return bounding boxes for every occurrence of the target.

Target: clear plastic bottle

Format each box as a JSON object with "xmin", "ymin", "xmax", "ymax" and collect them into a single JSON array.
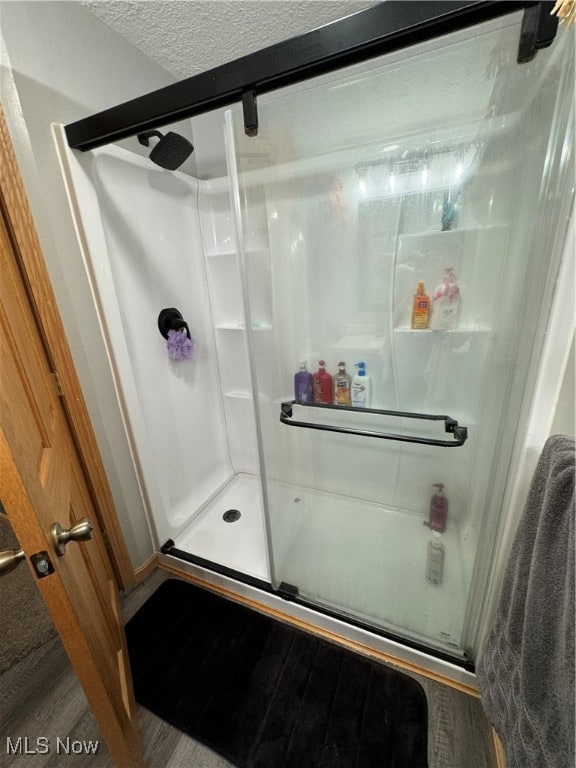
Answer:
[
  {"xmin": 426, "ymin": 534, "xmax": 445, "ymax": 586},
  {"xmin": 333, "ymin": 361, "xmax": 352, "ymax": 406}
]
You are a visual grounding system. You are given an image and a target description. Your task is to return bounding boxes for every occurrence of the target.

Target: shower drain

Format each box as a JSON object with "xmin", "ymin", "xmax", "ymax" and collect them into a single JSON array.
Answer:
[{"xmin": 222, "ymin": 509, "xmax": 241, "ymax": 523}]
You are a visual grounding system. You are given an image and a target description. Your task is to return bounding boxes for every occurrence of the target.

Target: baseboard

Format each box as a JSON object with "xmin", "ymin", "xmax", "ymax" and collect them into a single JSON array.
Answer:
[
  {"xmin": 133, "ymin": 553, "xmax": 159, "ymax": 584},
  {"xmin": 492, "ymin": 729, "xmax": 506, "ymax": 768}
]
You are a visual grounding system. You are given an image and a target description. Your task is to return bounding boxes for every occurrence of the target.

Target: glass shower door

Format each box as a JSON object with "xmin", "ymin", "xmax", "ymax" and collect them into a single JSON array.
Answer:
[{"xmin": 226, "ymin": 12, "xmax": 574, "ymax": 659}]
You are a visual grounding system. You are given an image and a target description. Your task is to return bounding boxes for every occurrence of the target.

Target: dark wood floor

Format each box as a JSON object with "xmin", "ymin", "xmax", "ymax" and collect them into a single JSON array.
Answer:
[{"xmin": 0, "ymin": 569, "xmax": 495, "ymax": 768}]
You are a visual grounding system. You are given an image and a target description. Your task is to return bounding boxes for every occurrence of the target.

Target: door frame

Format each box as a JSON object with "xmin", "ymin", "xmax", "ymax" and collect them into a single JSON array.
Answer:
[
  {"xmin": 1, "ymin": 106, "xmax": 146, "ymax": 767},
  {"xmin": 0, "ymin": 107, "xmax": 136, "ymax": 590}
]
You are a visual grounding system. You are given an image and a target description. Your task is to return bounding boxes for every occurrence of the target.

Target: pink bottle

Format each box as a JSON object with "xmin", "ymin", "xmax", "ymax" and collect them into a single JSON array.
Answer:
[{"xmin": 429, "ymin": 483, "xmax": 448, "ymax": 533}]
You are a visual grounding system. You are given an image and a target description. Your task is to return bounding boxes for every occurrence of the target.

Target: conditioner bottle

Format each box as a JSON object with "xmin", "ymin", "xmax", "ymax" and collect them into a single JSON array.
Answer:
[{"xmin": 333, "ymin": 361, "xmax": 352, "ymax": 406}]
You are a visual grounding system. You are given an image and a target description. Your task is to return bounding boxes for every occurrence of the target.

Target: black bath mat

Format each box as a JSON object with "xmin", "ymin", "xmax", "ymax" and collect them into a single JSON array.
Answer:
[{"xmin": 126, "ymin": 579, "xmax": 428, "ymax": 768}]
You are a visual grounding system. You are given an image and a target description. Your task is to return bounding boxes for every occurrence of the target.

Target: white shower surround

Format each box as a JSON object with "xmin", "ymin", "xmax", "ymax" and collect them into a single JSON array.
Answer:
[
  {"xmin": 55, "ymin": 131, "xmax": 473, "ymax": 657},
  {"xmin": 54, "ymin": 134, "xmax": 261, "ymax": 550}
]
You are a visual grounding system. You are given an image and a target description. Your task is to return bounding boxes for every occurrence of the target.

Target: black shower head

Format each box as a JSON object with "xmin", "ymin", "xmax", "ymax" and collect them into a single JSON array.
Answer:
[{"xmin": 137, "ymin": 130, "xmax": 194, "ymax": 170}]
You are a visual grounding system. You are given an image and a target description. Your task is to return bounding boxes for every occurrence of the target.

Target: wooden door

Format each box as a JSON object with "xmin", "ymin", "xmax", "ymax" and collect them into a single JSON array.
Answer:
[{"xmin": 0, "ymin": 129, "xmax": 145, "ymax": 766}]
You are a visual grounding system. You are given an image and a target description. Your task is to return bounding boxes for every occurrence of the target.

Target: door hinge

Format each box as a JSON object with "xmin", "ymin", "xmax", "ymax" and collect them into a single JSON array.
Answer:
[{"xmin": 51, "ymin": 371, "xmax": 64, "ymax": 397}]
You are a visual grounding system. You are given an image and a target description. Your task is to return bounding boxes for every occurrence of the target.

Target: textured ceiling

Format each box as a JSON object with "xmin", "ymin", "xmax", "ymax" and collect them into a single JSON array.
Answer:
[{"xmin": 83, "ymin": 1, "xmax": 376, "ymax": 79}]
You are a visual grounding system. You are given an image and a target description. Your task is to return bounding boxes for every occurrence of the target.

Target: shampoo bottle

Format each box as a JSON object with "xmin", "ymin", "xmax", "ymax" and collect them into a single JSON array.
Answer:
[
  {"xmin": 426, "ymin": 533, "xmax": 445, "ymax": 586},
  {"xmin": 333, "ymin": 361, "xmax": 352, "ymax": 406},
  {"xmin": 313, "ymin": 361, "xmax": 333, "ymax": 405},
  {"xmin": 430, "ymin": 267, "xmax": 461, "ymax": 331},
  {"xmin": 352, "ymin": 362, "xmax": 371, "ymax": 408},
  {"xmin": 411, "ymin": 281, "xmax": 430, "ymax": 329},
  {"xmin": 294, "ymin": 361, "xmax": 313, "ymax": 403},
  {"xmin": 429, "ymin": 483, "xmax": 448, "ymax": 533}
]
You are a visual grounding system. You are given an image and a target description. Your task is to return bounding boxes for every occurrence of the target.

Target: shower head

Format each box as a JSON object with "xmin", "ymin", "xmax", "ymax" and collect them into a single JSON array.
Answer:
[{"xmin": 137, "ymin": 130, "xmax": 194, "ymax": 170}]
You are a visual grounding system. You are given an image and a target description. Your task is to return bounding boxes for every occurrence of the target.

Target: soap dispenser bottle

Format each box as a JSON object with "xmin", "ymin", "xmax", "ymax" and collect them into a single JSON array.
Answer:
[
  {"xmin": 294, "ymin": 361, "xmax": 313, "ymax": 403},
  {"xmin": 352, "ymin": 362, "xmax": 371, "ymax": 408},
  {"xmin": 313, "ymin": 361, "xmax": 333, "ymax": 405},
  {"xmin": 429, "ymin": 483, "xmax": 448, "ymax": 533},
  {"xmin": 333, "ymin": 362, "xmax": 352, "ymax": 406},
  {"xmin": 430, "ymin": 267, "xmax": 461, "ymax": 331}
]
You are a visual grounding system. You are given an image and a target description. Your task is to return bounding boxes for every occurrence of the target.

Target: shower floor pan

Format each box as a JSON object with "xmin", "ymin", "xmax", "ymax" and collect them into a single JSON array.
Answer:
[
  {"xmin": 173, "ymin": 473, "xmax": 270, "ymax": 582},
  {"xmin": 172, "ymin": 473, "xmax": 468, "ymax": 653}
]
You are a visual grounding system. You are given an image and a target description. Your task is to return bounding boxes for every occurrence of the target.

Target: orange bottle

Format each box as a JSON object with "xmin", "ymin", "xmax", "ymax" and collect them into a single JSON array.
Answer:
[{"xmin": 411, "ymin": 281, "xmax": 430, "ymax": 329}]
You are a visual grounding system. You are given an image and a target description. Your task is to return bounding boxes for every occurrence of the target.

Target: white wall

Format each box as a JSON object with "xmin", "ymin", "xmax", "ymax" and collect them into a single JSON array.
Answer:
[
  {"xmin": 0, "ymin": 1, "xmax": 191, "ymax": 568},
  {"xmin": 551, "ymin": 335, "xmax": 575, "ymax": 436}
]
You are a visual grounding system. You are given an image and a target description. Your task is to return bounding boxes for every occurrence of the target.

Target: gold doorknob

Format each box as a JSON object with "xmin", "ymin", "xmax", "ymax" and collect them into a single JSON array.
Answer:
[
  {"xmin": 0, "ymin": 548, "xmax": 25, "ymax": 576},
  {"xmin": 51, "ymin": 518, "xmax": 94, "ymax": 557}
]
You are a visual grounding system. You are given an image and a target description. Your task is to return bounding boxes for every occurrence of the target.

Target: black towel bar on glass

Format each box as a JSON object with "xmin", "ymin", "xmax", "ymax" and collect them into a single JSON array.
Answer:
[{"xmin": 280, "ymin": 400, "xmax": 468, "ymax": 447}]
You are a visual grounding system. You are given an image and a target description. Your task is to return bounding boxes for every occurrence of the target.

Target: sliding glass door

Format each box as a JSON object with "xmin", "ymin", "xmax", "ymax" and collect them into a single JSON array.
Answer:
[{"xmin": 226, "ymin": 12, "xmax": 574, "ymax": 659}]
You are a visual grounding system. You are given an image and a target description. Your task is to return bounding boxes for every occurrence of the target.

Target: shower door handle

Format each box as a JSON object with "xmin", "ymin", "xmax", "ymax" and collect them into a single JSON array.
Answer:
[{"xmin": 280, "ymin": 401, "xmax": 468, "ymax": 447}]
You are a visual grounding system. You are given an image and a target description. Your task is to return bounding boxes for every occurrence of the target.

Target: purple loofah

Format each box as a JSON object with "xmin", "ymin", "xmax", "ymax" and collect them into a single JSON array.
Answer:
[{"xmin": 167, "ymin": 329, "xmax": 195, "ymax": 361}]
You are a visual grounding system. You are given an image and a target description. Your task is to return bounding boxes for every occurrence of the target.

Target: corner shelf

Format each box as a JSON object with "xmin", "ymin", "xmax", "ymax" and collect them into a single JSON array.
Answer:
[
  {"xmin": 333, "ymin": 335, "xmax": 386, "ymax": 351},
  {"xmin": 225, "ymin": 390, "xmax": 252, "ymax": 400},
  {"xmin": 205, "ymin": 249, "xmax": 236, "ymax": 259},
  {"xmin": 216, "ymin": 322, "xmax": 271, "ymax": 331},
  {"xmin": 394, "ymin": 326, "xmax": 492, "ymax": 335},
  {"xmin": 398, "ymin": 224, "xmax": 508, "ymax": 242}
]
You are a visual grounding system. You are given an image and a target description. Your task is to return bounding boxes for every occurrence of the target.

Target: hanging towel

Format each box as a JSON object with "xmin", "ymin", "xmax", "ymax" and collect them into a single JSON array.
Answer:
[{"xmin": 476, "ymin": 434, "xmax": 575, "ymax": 768}]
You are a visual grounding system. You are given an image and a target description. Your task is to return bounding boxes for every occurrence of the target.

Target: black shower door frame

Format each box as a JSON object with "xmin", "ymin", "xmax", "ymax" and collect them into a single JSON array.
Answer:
[{"xmin": 65, "ymin": 1, "xmax": 555, "ymax": 151}]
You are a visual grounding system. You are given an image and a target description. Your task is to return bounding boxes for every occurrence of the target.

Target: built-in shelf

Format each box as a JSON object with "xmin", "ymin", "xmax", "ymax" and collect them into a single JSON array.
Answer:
[
  {"xmin": 398, "ymin": 224, "xmax": 508, "ymax": 242},
  {"xmin": 334, "ymin": 335, "xmax": 386, "ymax": 350},
  {"xmin": 205, "ymin": 246, "xmax": 270, "ymax": 259},
  {"xmin": 225, "ymin": 391, "xmax": 252, "ymax": 400},
  {"xmin": 205, "ymin": 249, "xmax": 236, "ymax": 259},
  {"xmin": 333, "ymin": 327, "xmax": 491, "ymax": 349},
  {"xmin": 216, "ymin": 322, "xmax": 272, "ymax": 331},
  {"xmin": 217, "ymin": 323, "xmax": 244, "ymax": 330},
  {"xmin": 393, "ymin": 326, "xmax": 492, "ymax": 335}
]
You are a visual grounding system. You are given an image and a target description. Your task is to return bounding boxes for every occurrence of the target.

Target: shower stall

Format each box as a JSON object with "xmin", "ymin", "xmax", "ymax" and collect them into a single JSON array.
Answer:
[{"xmin": 56, "ymin": 3, "xmax": 574, "ymax": 680}]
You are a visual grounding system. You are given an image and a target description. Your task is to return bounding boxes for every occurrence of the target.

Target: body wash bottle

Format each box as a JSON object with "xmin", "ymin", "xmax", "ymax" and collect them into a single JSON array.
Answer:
[
  {"xmin": 333, "ymin": 361, "xmax": 352, "ymax": 406},
  {"xmin": 313, "ymin": 361, "xmax": 333, "ymax": 405},
  {"xmin": 411, "ymin": 281, "xmax": 430, "ymax": 329},
  {"xmin": 429, "ymin": 483, "xmax": 448, "ymax": 533},
  {"xmin": 294, "ymin": 361, "xmax": 313, "ymax": 403},
  {"xmin": 352, "ymin": 362, "xmax": 371, "ymax": 408},
  {"xmin": 430, "ymin": 267, "xmax": 461, "ymax": 331}
]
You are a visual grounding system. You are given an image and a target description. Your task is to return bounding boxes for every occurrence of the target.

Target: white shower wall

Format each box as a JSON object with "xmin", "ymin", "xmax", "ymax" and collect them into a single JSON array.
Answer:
[{"xmin": 56, "ymin": 135, "xmax": 259, "ymax": 549}]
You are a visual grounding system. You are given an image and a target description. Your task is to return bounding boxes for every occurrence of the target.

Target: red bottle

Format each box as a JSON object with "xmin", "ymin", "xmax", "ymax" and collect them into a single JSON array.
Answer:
[
  {"xmin": 429, "ymin": 483, "xmax": 448, "ymax": 533},
  {"xmin": 313, "ymin": 361, "xmax": 333, "ymax": 405}
]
